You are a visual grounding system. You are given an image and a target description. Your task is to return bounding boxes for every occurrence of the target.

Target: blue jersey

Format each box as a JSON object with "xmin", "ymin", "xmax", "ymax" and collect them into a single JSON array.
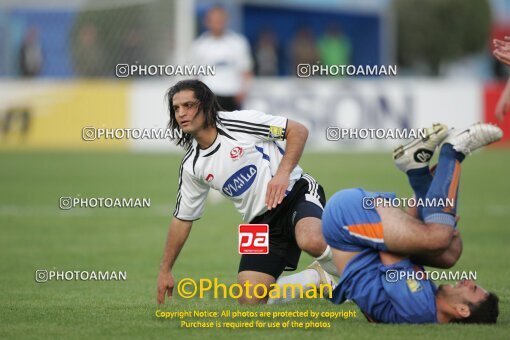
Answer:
[{"xmin": 330, "ymin": 249, "xmax": 438, "ymax": 323}]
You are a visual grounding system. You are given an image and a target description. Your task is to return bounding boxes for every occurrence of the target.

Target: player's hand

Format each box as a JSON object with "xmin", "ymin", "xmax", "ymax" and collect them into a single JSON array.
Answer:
[
  {"xmin": 157, "ymin": 270, "xmax": 174, "ymax": 304},
  {"xmin": 266, "ymin": 172, "xmax": 289, "ymax": 210},
  {"xmin": 493, "ymin": 37, "xmax": 510, "ymax": 67}
]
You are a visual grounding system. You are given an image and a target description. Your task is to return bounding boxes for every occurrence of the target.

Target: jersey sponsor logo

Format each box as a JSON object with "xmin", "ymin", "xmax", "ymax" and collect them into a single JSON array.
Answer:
[
  {"xmin": 414, "ymin": 149, "xmax": 433, "ymax": 163},
  {"xmin": 205, "ymin": 174, "xmax": 214, "ymax": 182},
  {"xmin": 230, "ymin": 146, "xmax": 244, "ymax": 160},
  {"xmin": 238, "ymin": 224, "xmax": 269, "ymax": 254},
  {"xmin": 222, "ymin": 165, "xmax": 257, "ymax": 197},
  {"xmin": 406, "ymin": 279, "xmax": 423, "ymax": 293},
  {"xmin": 269, "ymin": 125, "xmax": 284, "ymax": 140}
]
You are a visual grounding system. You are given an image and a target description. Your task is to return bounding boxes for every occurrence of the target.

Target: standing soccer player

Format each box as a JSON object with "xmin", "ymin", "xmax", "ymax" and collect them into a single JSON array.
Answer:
[
  {"xmin": 156, "ymin": 79, "xmax": 337, "ymax": 305},
  {"xmin": 190, "ymin": 5, "xmax": 253, "ymax": 111}
]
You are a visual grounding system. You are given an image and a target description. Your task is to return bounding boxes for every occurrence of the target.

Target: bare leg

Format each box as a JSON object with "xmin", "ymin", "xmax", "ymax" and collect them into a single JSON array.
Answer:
[
  {"xmin": 404, "ymin": 198, "xmax": 463, "ymax": 268},
  {"xmin": 294, "ymin": 217, "xmax": 326, "ymax": 257},
  {"xmin": 380, "ymin": 143, "xmax": 466, "ymax": 264},
  {"xmin": 295, "ymin": 217, "xmax": 340, "ymax": 276},
  {"xmin": 237, "ymin": 271, "xmax": 275, "ymax": 304},
  {"xmin": 377, "ymin": 205, "xmax": 456, "ymax": 256}
]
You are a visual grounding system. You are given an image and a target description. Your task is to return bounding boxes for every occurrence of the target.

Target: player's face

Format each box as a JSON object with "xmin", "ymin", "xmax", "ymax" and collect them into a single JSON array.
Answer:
[
  {"xmin": 206, "ymin": 8, "xmax": 227, "ymax": 35},
  {"xmin": 438, "ymin": 280, "xmax": 488, "ymax": 305},
  {"xmin": 172, "ymin": 90, "xmax": 205, "ymax": 135}
]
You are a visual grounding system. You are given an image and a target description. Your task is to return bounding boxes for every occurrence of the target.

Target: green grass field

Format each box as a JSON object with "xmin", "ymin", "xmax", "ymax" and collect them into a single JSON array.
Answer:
[{"xmin": 1, "ymin": 150, "xmax": 509, "ymax": 339}]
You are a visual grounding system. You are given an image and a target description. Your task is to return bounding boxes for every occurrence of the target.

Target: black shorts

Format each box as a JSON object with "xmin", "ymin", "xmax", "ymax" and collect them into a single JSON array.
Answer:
[{"xmin": 238, "ymin": 174, "xmax": 326, "ymax": 279}]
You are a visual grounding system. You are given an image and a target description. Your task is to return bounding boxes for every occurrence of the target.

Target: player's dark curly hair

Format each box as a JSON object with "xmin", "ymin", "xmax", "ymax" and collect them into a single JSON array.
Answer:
[
  {"xmin": 451, "ymin": 292, "xmax": 499, "ymax": 324},
  {"xmin": 166, "ymin": 79, "xmax": 222, "ymax": 149}
]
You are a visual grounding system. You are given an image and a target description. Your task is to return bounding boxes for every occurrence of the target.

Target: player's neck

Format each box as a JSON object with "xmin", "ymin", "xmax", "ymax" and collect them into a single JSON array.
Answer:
[
  {"xmin": 435, "ymin": 295, "xmax": 452, "ymax": 323},
  {"xmin": 195, "ymin": 126, "xmax": 218, "ymax": 149}
]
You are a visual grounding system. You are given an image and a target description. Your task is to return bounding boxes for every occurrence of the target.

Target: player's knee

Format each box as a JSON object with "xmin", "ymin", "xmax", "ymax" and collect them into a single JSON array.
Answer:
[
  {"xmin": 440, "ymin": 255, "xmax": 458, "ymax": 269},
  {"xmin": 236, "ymin": 281, "xmax": 268, "ymax": 305},
  {"xmin": 236, "ymin": 274, "xmax": 271, "ymax": 305},
  {"xmin": 295, "ymin": 220, "xmax": 326, "ymax": 256},
  {"xmin": 440, "ymin": 247, "xmax": 462, "ymax": 268},
  {"xmin": 297, "ymin": 233, "xmax": 326, "ymax": 257},
  {"xmin": 426, "ymin": 224, "xmax": 455, "ymax": 252}
]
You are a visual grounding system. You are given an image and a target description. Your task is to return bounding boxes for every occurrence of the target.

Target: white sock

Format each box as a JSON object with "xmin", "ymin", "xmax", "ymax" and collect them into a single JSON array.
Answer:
[
  {"xmin": 267, "ymin": 269, "xmax": 319, "ymax": 304},
  {"xmin": 316, "ymin": 245, "xmax": 340, "ymax": 277}
]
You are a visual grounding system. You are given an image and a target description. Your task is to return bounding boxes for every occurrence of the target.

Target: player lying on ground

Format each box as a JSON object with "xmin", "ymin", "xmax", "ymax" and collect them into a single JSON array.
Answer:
[
  {"xmin": 157, "ymin": 79, "xmax": 338, "ymax": 305},
  {"xmin": 274, "ymin": 122, "xmax": 502, "ymax": 323}
]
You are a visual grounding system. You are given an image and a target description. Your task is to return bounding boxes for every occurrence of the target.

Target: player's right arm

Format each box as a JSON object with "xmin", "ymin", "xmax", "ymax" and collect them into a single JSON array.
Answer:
[
  {"xmin": 157, "ymin": 217, "xmax": 193, "ymax": 304},
  {"xmin": 157, "ymin": 148, "xmax": 209, "ymax": 304}
]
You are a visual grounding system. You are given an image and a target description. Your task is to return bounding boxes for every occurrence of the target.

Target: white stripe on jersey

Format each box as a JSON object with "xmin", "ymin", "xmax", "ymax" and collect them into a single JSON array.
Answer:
[
  {"xmin": 301, "ymin": 174, "xmax": 323, "ymax": 210},
  {"xmin": 218, "ymin": 116, "xmax": 286, "ymax": 140},
  {"xmin": 302, "ymin": 174, "xmax": 320, "ymax": 200}
]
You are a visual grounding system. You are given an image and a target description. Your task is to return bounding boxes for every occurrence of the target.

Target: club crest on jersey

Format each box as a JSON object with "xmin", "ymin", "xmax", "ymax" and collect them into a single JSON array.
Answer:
[
  {"xmin": 230, "ymin": 146, "xmax": 244, "ymax": 160},
  {"xmin": 222, "ymin": 165, "xmax": 257, "ymax": 197},
  {"xmin": 205, "ymin": 174, "xmax": 214, "ymax": 182},
  {"xmin": 406, "ymin": 279, "xmax": 423, "ymax": 293},
  {"xmin": 269, "ymin": 125, "xmax": 284, "ymax": 140}
]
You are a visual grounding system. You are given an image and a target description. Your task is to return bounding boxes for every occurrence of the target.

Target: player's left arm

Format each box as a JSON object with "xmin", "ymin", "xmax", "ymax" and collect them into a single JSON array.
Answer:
[{"xmin": 266, "ymin": 119, "xmax": 308, "ymax": 210}]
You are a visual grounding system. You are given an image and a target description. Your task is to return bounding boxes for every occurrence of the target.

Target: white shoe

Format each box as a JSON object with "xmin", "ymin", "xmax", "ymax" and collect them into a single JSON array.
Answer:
[
  {"xmin": 307, "ymin": 261, "xmax": 336, "ymax": 294},
  {"xmin": 393, "ymin": 123, "xmax": 449, "ymax": 172},
  {"xmin": 441, "ymin": 123, "xmax": 503, "ymax": 155}
]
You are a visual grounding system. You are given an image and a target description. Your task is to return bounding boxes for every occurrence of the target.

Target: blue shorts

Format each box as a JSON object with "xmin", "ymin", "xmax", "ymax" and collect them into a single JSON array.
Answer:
[{"xmin": 322, "ymin": 188, "xmax": 396, "ymax": 252}]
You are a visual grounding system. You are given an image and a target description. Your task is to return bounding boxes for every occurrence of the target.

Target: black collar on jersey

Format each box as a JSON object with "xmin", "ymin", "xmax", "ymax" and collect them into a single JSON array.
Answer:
[
  {"xmin": 198, "ymin": 129, "xmax": 219, "ymax": 150},
  {"xmin": 203, "ymin": 143, "xmax": 221, "ymax": 157}
]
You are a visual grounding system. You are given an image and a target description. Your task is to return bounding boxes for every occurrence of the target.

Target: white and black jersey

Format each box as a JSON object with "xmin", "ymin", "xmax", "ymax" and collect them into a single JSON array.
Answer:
[{"xmin": 174, "ymin": 110, "xmax": 303, "ymax": 222}]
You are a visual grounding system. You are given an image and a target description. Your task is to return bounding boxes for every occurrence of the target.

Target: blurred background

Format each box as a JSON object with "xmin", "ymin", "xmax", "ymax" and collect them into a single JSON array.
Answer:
[{"xmin": 1, "ymin": 0, "xmax": 509, "ymax": 151}]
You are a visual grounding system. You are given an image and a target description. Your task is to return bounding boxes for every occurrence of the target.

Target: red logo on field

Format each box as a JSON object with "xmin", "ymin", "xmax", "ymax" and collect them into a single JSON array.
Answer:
[
  {"xmin": 205, "ymin": 174, "xmax": 214, "ymax": 182},
  {"xmin": 238, "ymin": 224, "xmax": 269, "ymax": 254},
  {"xmin": 230, "ymin": 146, "xmax": 244, "ymax": 160}
]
